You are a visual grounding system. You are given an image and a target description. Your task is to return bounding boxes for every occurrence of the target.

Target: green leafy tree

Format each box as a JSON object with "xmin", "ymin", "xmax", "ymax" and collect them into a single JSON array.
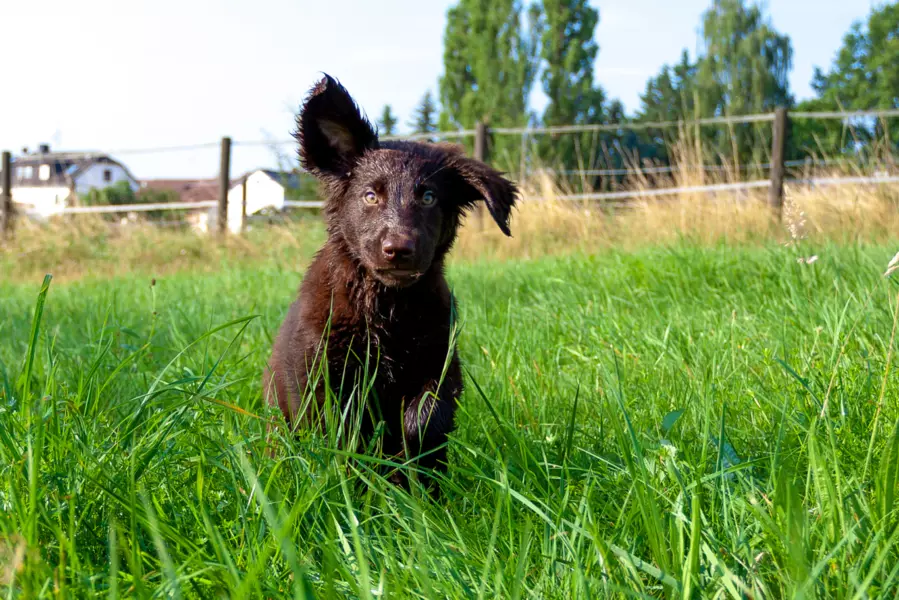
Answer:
[
  {"xmin": 538, "ymin": 0, "xmax": 608, "ymax": 171},
  {"xmin": 636, "ymin": 51, "xmax": 701, "ymax": 164},
  {"xmin": 791, "ymin": 3, "xmax": 899, "ymax": 158},
  {"xmin": 810, "ymin": 3, "xmax": 899, "ymax": 111},
  {"xmin": 377, "ymin": 105, "xmax": 398, "ymax": 137},
  {"xmin": 409, "ymin": 91, "xmax": 438, "ymax": 135},
  {"xmin": 697, "ymin": 0, "xmax": 792, "ymax": 117},
  {"xmin": 639, "ymin": 51, "xmax": 700, "ymax": 125},
  {"xmin": 82, "ymin": 180, "xmax": 136, "ymax": 206},
  {"xmin": 540, "ymin": 0, "xmax": 603, "ymax": 127},
  {"xmin": 637, "ymin": 0, "xmax": 793, "ymax": 168},
  {"xmin": 439, "ymin": 0, "xmax": 541, "ymax": 170},
  {"xmin": 84, "ymin": 180, "xmax": 179, "ymax": 222},
  {"xmin": 698, "ymin": 0, "xmax": 792, "ymax": 167}
]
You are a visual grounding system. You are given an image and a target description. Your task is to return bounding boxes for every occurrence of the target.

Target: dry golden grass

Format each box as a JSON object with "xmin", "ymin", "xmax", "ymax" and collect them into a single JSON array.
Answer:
[
  {"xmin": 2, "ymin": 166, "xmax": 897, "ymax": 283},
  {"xmin": 0, "ymin": 535, "xmax": 26, "ymax": 587},
  {"xmin": 1, "ymin": 215, "xmax": 326, "ymax": 283},
  {"xmin": 450, "ymin": 168, "xmax": 899, "ymax": 262},
  {"xmin": 785, "ymin": 180, "xmax": 899, "ymax": 242}
]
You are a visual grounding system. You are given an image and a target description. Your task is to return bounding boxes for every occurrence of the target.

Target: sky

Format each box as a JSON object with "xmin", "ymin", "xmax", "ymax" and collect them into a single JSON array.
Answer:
[{"xmin": 0, "ymin": 0, "xmax": 880, "ymax": 180}]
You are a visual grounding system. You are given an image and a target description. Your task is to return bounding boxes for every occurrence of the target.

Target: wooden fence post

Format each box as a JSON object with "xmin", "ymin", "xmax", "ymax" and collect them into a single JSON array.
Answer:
[
  {"xmin": 1, "ymin": 151, "xmax": 12, "ymax": 242},
  {"xmin": 218, "ymin": 136, "xmax": 231, "ymax": 236},
  {"xmin": 473, "ymin": 121, "xmax": 489, "ymax": 228},
  {"xmin": 474, "ymin": 120, "xmax": 488, "ymax": 163},
  {"xmin": 768, "ymin": 107, "xmax": 788, "ymax": 218}
]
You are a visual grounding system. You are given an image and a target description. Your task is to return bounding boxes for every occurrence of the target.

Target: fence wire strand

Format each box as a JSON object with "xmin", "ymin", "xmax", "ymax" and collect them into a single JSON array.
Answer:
[{"xmin": 5, "ymin": 107, "xmax": 899, "ymax": 225}]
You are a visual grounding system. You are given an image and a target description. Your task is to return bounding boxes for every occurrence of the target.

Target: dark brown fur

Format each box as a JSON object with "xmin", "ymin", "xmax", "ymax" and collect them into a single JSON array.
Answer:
[{"xmin": 263, "ymin": 74, "xmax": 517, "ymax": 493}]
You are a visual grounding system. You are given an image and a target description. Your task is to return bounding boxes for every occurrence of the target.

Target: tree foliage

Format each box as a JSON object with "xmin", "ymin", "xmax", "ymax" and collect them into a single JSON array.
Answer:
[
  {"xmin": 811, "ymin": 3, "xmax": 899, "ymax": 111},
  {"xmin": 697, "ymin": 0, "xmax": 792, "ymax": 117},
  {"xmin": 637, "ymin": 0, "xmax": 792, "ymax": 168},
  {"xmin": 409, "ymin": 91, "xmax": 438, "ymax": 135},
  {"xmin": 537, "ymin": 0, "xmax": 610, "ymax": 170},
  {"xmin": 377, "ymin": 105, "xmax": 398, "ymax": 137},
  {"xmin": 635, "ymin": 50, "xmax": 701, "ymax": 164},
  {"xmin": 540, "ymin": 0, "xmax": 603, "ymax": 127},
  {"xmin": 430, "ymin": 0, "xmax": 894, "ymax": 177},
  {"xmin": 792, "ymin": 3, "xmax": 899, "ymax": 157},
  {"xmin": 639, "ymin": 51, "xmax": 700, "ymax": 125},
  {"xmin": 439, "ymin": 0, "xmax": 540, "ymax": 130},
  {"xmin": 439, "ymin": 0, "xmax": 541, "ymax": 170}
]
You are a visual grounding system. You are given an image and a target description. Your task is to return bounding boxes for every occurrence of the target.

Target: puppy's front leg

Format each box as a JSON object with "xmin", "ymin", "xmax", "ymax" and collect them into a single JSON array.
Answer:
[{"xmin": 398, "ymin": 363, "xmax": 462, "ymax": 495}]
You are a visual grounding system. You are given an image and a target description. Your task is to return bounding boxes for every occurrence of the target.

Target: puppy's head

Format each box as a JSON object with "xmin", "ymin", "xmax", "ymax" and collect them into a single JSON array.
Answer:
[{"xmin": 295, "ymin": 74, "xmax": 517, "ymax": 288}]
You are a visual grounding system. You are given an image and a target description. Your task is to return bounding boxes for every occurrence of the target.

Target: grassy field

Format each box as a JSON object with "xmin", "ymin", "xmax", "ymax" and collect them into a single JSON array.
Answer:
[{"xmin": 1, "ymin": 240, "xmax": 899, "ymax": 598}]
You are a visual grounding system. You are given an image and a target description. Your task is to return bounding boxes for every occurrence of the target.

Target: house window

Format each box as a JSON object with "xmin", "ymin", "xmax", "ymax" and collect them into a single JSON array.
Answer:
[
  {"xmin": 103, "ymin": 169, "xmax": 112, "ymax": 183},
  {"xmin": 18, "ymin": 166, "xmax": 33, "ymax": 180},
  {"xmin": 39, "ymin": 164, "xmax": 50, "ymax": 181}
]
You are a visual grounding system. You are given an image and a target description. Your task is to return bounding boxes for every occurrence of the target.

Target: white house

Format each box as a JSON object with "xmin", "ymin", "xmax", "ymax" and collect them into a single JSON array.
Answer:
[
  {"xmin": 0, "ymin": 145, "xmax": 139, "ymax": 218},
  {"xmin": 139, "ymin": 169, "xmax": 304, "ymax": 234},
  {"xmin": 212, "ymin": 169, "xmax": 304, "ymax": 233},
  {"xmin": 223, "ymin": 169, "xmax": 296, "ymax": 232}
]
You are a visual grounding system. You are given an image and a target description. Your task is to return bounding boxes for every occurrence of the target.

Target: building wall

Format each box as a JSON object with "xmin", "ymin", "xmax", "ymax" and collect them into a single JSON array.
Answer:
[
  {"xmin": 180, "ymin": 171, "xmax": 287, "ymax": 235},
  {"xmin": 74, "ymin": 163, "xmax": 138, "ymax": 196},
  {"xmin": 11, "ymin": 186, "xmax": 71, "ymax": 218},
  {"xmin": 224, "ymin": 171, "xmax": 286, "ymax": 233}
]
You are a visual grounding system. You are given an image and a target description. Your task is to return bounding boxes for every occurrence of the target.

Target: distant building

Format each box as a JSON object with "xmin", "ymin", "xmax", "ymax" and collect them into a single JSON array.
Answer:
[
  {"xmin": 233, "ymin": 169, "xmax": 295, "ymax": 217},
  {"xmin": 0, "ymin": 145, "xmax": 139, "ymax": 218},
  {"xmin": 139, "ymin": 178, "xmax": 221, "ymax": 203},
  {"xmin": 139, "ymin": 169, "xmax": 299, "ymax": 233},
  {"xmin": 138, "ymin": 178, "xmax": 221, "ymax": 233}
]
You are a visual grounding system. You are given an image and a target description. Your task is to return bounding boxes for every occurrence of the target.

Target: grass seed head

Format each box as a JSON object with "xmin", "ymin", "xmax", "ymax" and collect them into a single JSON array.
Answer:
[{"xmin": 885, "ymin": 251, "xmax": 899, "ymax": 278}]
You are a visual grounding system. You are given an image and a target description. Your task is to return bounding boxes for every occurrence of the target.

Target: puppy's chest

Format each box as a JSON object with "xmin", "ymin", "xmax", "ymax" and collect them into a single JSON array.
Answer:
[{"xmin": 329, "ymin": 309, "xmax": 451, "ymax": 386}]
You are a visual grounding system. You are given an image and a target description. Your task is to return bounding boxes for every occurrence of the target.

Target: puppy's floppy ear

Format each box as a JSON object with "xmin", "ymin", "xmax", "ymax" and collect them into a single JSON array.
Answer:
[
  {"xmin": 448, "ymin": 155, "xmax": 518, "ymax": 236},
  {"xmin": 295, "ymin": 74, "xmax": 378, "ymax": 177}
]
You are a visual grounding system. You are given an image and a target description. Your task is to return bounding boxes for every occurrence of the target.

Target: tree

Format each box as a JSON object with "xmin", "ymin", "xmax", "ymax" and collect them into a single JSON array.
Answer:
[
  {"xmin": 409, "ymin": 91, "xmax": 438, "ymax": 135},
  {"xmin": 540, "ymin": 0, "xmax": 603, "ymax": 127},
  {"xmin": 697, "ymin": 0, "xmax": 792, "ymax": 117},
  {"xmin": 538, "ymin": 0, "xmax": 607, "ymax": 171},
  {"xmin": 698, "ymin": 0, "xmax": 792, "ymax": 167},
  {"xmin": 810, "ymin": 3, "xmax": 899, "ymax": 111},
  {"xmin": 636, "ymin": 50, "xmax": 700, "ymax": 164},
  {"xmin": 439, "ymin": 0, "xmax": 541, "ymax": 170},
  {"xmin": 83, "ymin": 180, "xmax": 181, "ymax": 222},
  {"xmin": 637, "ymin": 0, "xmax": 793, "ymax": 168},
  {"xmin": 639, "ymin": 50, "xmax": 699, "ymax": 125},
  {"xmin": 377, "ymin": 105, "xmax": 398, "ymax": 137},
  {"xmin": 791, "ymin": 3, "xmax": 899, "ymax": 157},
  {"xmin": 82, "ymin": 180, "xmax": 137, "ymax": 210}
]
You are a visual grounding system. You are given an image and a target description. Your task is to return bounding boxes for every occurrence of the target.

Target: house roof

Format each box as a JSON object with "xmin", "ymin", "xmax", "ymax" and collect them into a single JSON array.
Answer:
[
  {"xmin": 140, "ymin": 170, "xmax": 305, "ymax": 206},
  {"xmin": 139, "ymin": 179, "xmax": 223, "ymax": 203},
  {"xmin": 136, "ymin": 170, "xmax": 309, "ymax": 212},
  {"xmin": 9, "ymin": 149, "xmax": 139, "ymax": 188},
  {"xmin": 232, "ymin": 169, "xmax": 304, "ymax": 190},
  {"xmin": 260, "ymin": 169, "xmax": 303, "ymax": 189}
]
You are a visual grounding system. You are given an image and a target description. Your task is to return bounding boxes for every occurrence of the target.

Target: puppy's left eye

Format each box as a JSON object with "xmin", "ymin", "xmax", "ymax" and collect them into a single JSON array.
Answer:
[{"xmin": 421, "ymin": 190, "xmax": 437, "ymax": 206}]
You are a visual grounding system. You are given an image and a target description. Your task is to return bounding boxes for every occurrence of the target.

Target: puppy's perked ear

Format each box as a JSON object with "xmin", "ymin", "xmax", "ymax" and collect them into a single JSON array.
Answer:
[
  {"xmin": 295, "ymin": 74, "xmax": 378, "ymax": 177},
  {"xmin": 448, "ymin": 156, "xmax": 519, "ymax": 236}
]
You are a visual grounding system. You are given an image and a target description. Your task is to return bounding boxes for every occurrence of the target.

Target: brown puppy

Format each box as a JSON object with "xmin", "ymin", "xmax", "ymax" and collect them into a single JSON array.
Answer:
[{"xmin": 263, "ymin": 74, "xmax": 517, "ymax": 492}]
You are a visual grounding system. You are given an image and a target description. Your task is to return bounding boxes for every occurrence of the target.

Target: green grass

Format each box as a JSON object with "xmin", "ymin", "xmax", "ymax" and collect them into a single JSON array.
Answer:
[{"xmin": 1, "ymin": 241, "xmax": 899, "ymax": 598}]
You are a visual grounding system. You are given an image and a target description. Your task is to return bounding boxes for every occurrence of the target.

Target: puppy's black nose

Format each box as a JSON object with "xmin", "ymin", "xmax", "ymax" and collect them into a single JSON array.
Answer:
[{"xmin": 382, "ymin": 236, "xmax": 415, "ymax": 263}]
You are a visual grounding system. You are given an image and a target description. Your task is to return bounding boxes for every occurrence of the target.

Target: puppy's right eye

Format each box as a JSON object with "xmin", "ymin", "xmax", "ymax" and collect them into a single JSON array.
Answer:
[{"xmin": 363, "ymin": 190, "xmax": 378, "ymax": 205}]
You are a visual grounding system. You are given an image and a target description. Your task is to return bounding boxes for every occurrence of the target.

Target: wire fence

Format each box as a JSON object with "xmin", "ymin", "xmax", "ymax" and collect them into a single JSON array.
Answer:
[
  {"xmin": 60, "ymin": 201, "xmax": 218, "ymax": 214},
  {"xmin": 2, "ymin": 107, "xmax": 898, "ymax": 238}
]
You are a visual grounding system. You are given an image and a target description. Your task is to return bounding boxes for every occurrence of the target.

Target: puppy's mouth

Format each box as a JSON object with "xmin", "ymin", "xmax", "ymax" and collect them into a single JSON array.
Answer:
[{"xmin": 375, "ymin": 268, "xmax": 424, "ymax": 286}]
